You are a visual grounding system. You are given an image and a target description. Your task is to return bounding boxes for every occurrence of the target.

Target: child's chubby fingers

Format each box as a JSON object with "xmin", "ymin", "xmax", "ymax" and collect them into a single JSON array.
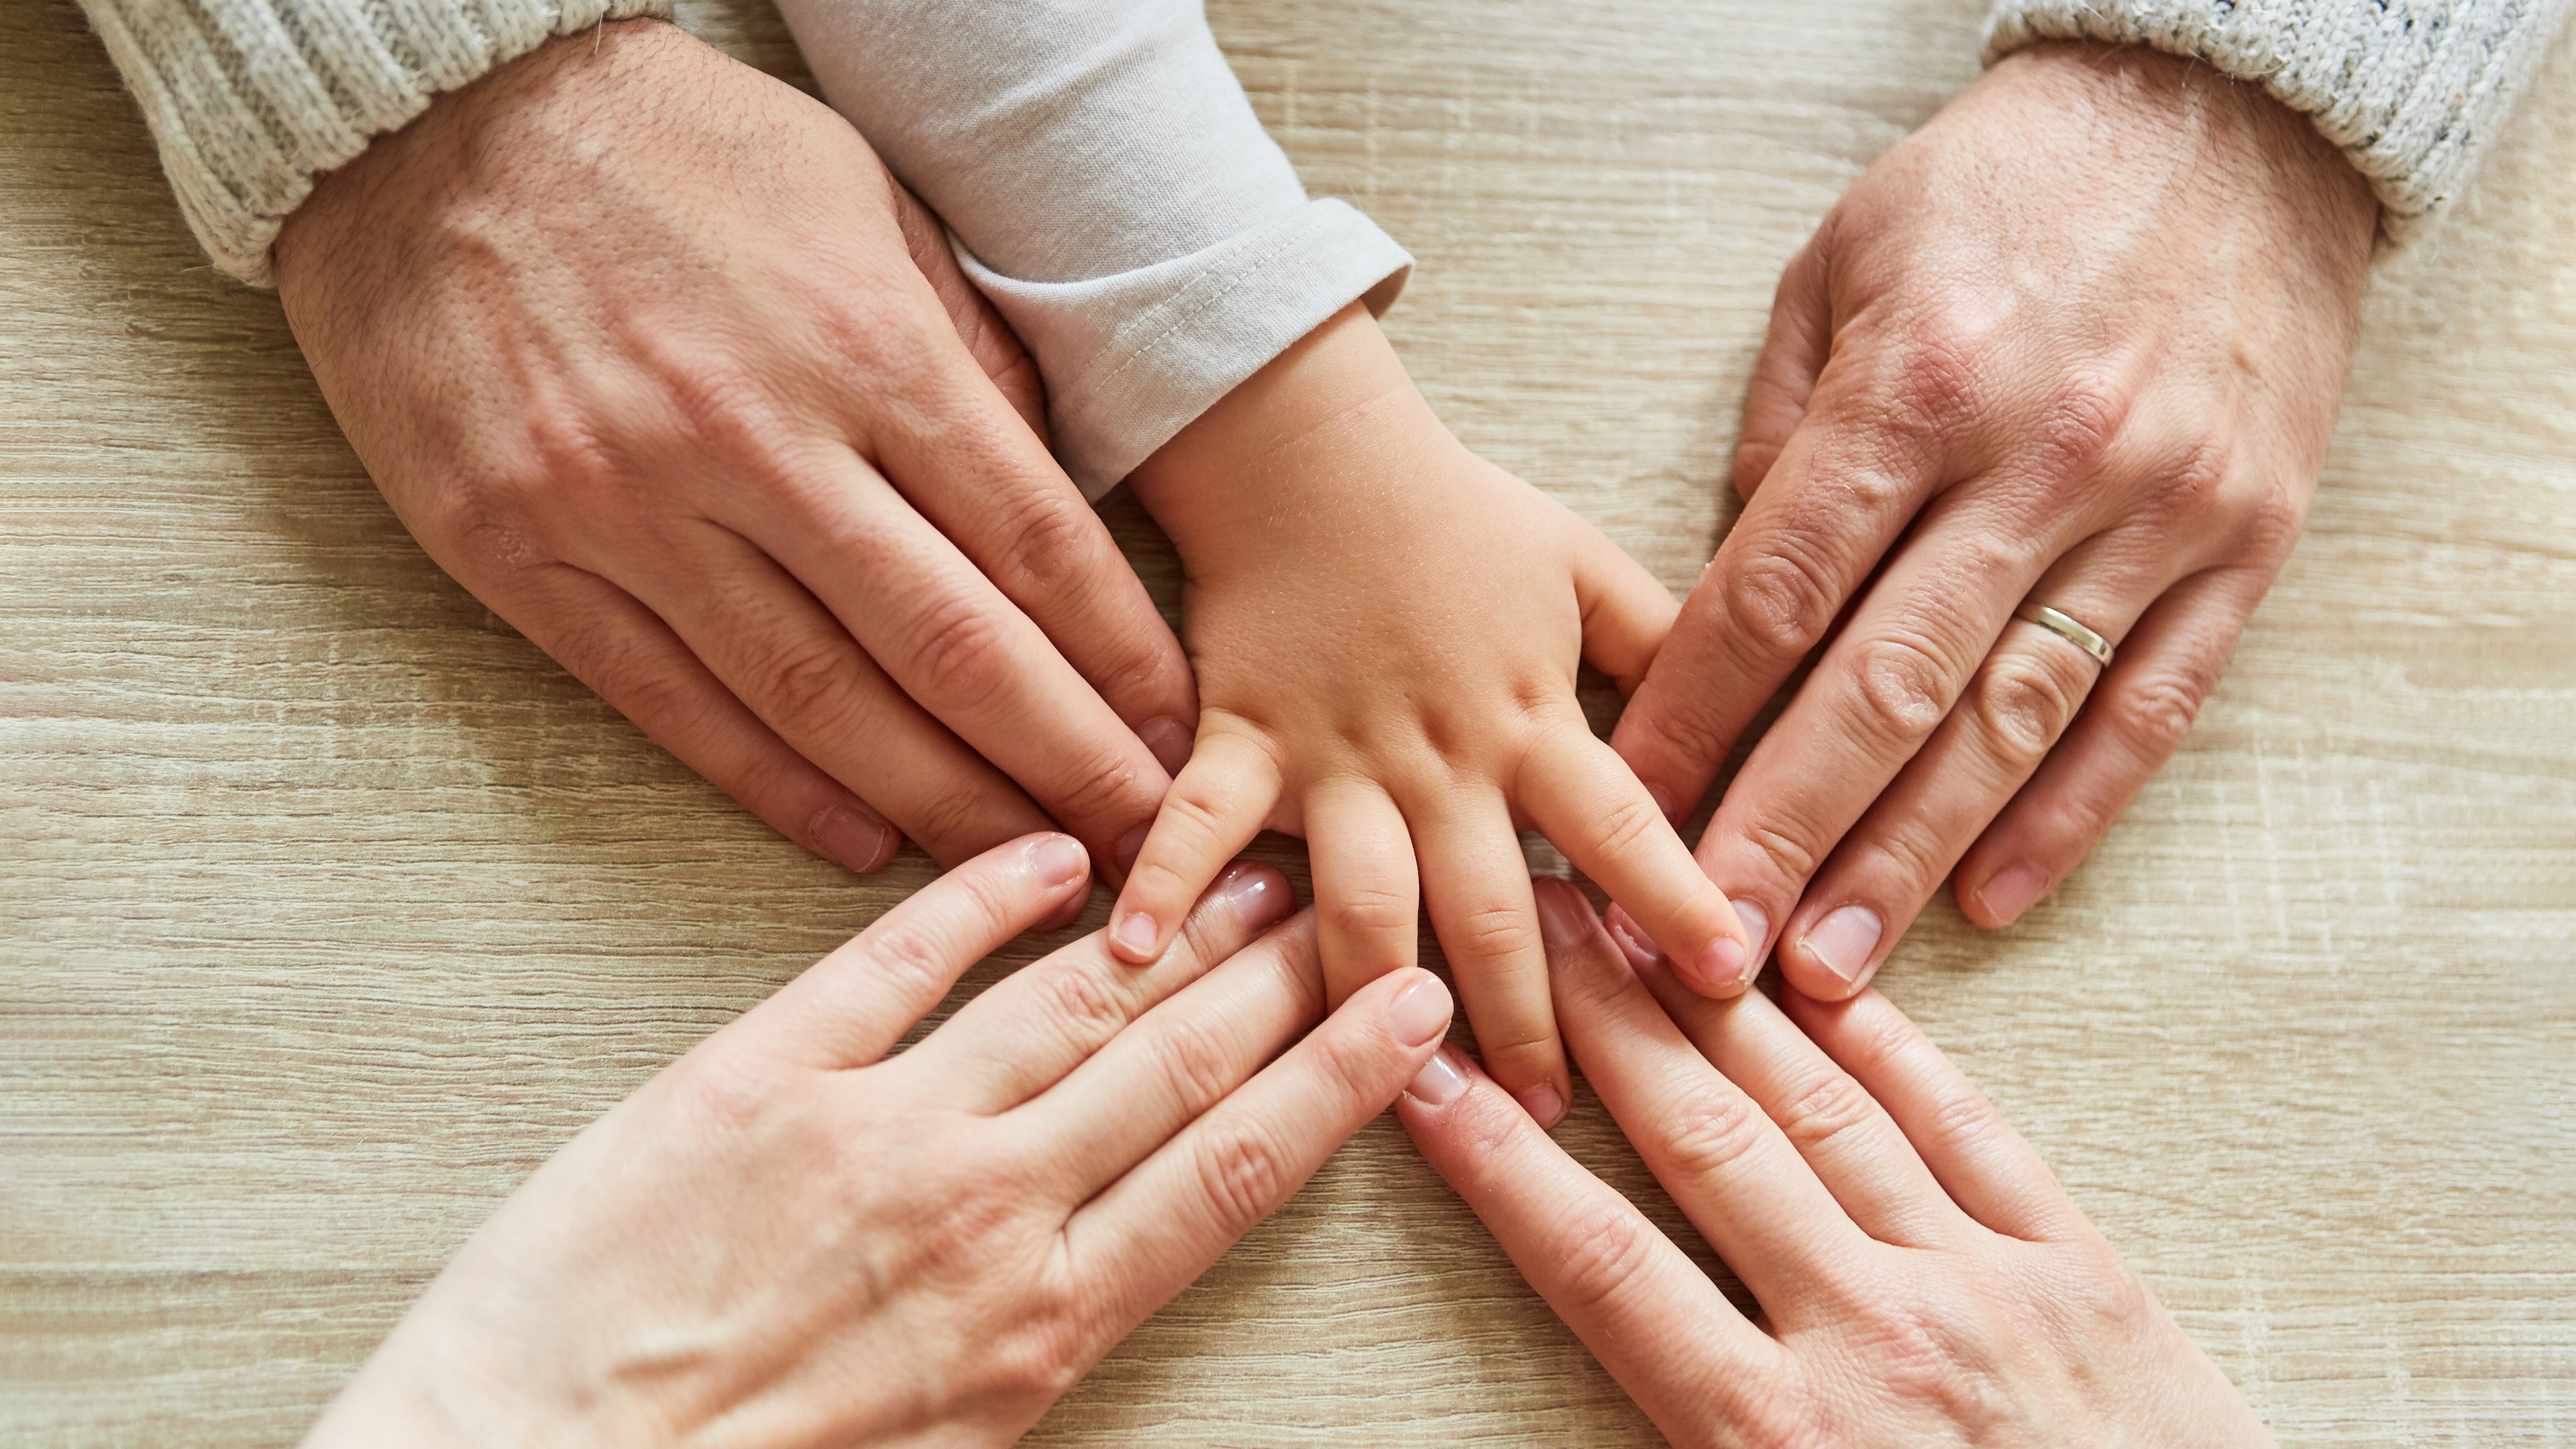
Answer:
[
  {"xmin": 1108, "ymin": 724, "xmax": 1285, "ymax": 965},
  {"xmin": 1412, "ymin": 791, "xmax": 1569, "ymax": 1128},
  {"xmin": 1517, "ymin": 723, "xmax": 1754, "ymax": 998},
  {"xmin": 1305, "ymin": 780, "xmax": 1423, "ymax": 1006}
]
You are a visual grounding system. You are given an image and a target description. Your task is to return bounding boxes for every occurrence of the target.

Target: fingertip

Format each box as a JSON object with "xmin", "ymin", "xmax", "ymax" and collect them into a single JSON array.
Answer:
[
  {"xmin": 1208, "ymin": 859, "xmax": 1297, "ymax": 937},
  {"xmin": 1532, "ymin": 876, "xmax": 1599, "ymax": 949},
  {"xmin": 1385, "ymin": 967, "xmax": 1454, "ymax": 1048},
  {"xmin": 1601, "ymin": 902, "xmax": 1658, "ymax": 973},
  {"xmin": 1962, "ymin": 861, "xmax": 2049, "ymax": 928},
  {"xmin": 1399, "ymin": 1042, "xmax": 1474, "ymax": 1112},
  {"xmin": 1139, "ymin": 716, "xmax": 1194, "ymax": 777},
  {"xmin": 1513, "ymin": 1080, "xmax": 1567, "ymax": 1131},
  {"xmin": 1108, "ymin": 902, "xmax": 1161, "ymax": 963}
]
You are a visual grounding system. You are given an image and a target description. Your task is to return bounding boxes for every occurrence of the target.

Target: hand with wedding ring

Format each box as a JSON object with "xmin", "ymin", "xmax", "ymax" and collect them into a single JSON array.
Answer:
[{"xmin": 1609, "ymin": 42, "xmax": 2379, "ymax": 1000}]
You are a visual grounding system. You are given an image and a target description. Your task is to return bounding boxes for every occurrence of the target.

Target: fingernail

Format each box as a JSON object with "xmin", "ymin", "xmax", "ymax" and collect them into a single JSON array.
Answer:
[
  {"xmin": 1514, "ymin": 1083, "xmax": 1565, "ymax": 1128},
  {"xmin": 1976, "ymin": 863, "xmax": 2049, "ymax": 925},
  {"xmin": 1803, "ymin": 905, "xmax": 1882, "ymax": 987},
  {"xmin": 1695, "ymin": 933, "xmax": 1748, "ymax": 992},
  {"xmin": 1026, "ymin": 833, "xmax": 1088, "ymax": 888},
  {"xmin": 1603, "ymin": 905, "xmax": 1657, "ymax": 972},
  {"xmin": 1139, "ymin": 717, "xmax": 1193, "ymax": 777},
  {"xmin": 1113, "ymin": 824, "xmax": 1148, "ymax": 881},
  {"xmin": 1042, "ymin": 881, "xmax": 1093, "ymax": 931},
  {"xmin": 814, "ymin": 806, "xmax": 898, "ymax": 874},
  {"xmin": 1211, "ymin": 861, "xmax": 1293, "ymax": 931},
  {"xmin": 1112, "ymin": 910, "xmax": 1159, "ymax": 959},
  {"xmin": 1648, "ymin": 783, "xmax": 1684, "ymax": 823},
  {"xmin": 1387, "ymin": 973, "xmax": 1454, "ymax": 1046},
  {"xmin": 1404, "ymin": 1045, "xmax": 1470, "ymax": 1108},
  {"xmin": 1534, "ymin": 879, "xmax": 1595, "ymax": 947},
  {"xmin": 1733, "ymin": 900, "xmax": 1769, "ymax": 955}
]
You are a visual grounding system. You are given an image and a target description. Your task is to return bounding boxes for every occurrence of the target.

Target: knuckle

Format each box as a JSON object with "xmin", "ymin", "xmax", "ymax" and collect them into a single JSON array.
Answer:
[
  {"xmin": 1328, "ymin": 886, "xmax": 1417, "ymax": 943},
  {"xmin": 1189, "ymin": 1119, "xmax": 1294, "ymax": 1239},
  {"xmin": 901, "ymin": 590, "xmax": 1014, "ymax": 713},
  {"xmin": 2110, "ymin": 669, "xmax": 2212, "ymax": 761},
  {"xmin": 751, "ymin": 639, "xmax": 863, "ymax": 737},
  {"xmin": 1721, "ymin": 544, "xmax": 1842, "ymax": 667},
  {"xmin": 1849, "ymin": 634, "xmax": 1955, "ymax": 746},
  {"xmin": 1740, "ymin": 820, "xmax": 1823, "ymax": 888},
  {"xmin": 1548, "ymin": 1198, "xmax": 1665, "ymax": 1313},
  {"xmin": 1029, "ymin": 963, "xmax": 1134, "ymax": 1046},
  {"xmin": 1581, "ymin": 794, "xmax": 1668, "ymax": 866},
  {"xmin": 1920, "ymin": 1081, "xmax": 2012, "ymax": 1161},
  {"xmin": 2026, "ymin": 376, "xmax": 2127, "ymax": 481},
  {"xmin": 1147, "ymin": 1012, "xmax": 1241, "ymax": 1114},
  {"xmin": 987, "ymin": 484, "xmax": 1106, "ymax": 600},
  {"xmin": 1450, "ymin": 904, "xmax": 1540, "ymax": 966},
  {"xmin": 1042, "ymin": 741, "xmax": 1146, "ymax": 828},
  {"xmin": 1657, "ymin": 1083, "xmax": 1769, "ymax": 1183},
  {"xmin": 1882, "ymin": 308, "xmax": 1996, "ymax": 441},
  {"xmin": 2233, "ymin": 482, "xmax": 2310, "ymax": 565},
  {"xmin": 1772, "ymin": 1067, "xmax": 1882, "ymax": 1159},
  {"xmin": 1973, "ymin": 654, "xmax": 2083, "ymax": 773}
]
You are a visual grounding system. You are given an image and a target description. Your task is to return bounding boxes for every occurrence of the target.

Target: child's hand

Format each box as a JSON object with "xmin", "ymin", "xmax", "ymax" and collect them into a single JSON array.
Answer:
[{"xmin": 1112, "ymin": 305, "xmax": 1754, "ymax": 1124}]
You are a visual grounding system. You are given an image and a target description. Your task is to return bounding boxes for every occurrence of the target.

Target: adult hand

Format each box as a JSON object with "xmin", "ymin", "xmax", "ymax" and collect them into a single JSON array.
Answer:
[
  {"xmin": 1610, "ymin": 42, "xmax": 2378, "ymax": 998},
  {"xmin": 305, "ymin": 834, "xmax": 1453, "ymax": 1446},
  {"xmin": 276, "ymin": 19, "xmax": 1197, "ymax": 885},
  {"xmin": 1400, "ymin": 879, "xmax": 2270, "ymax": 1447}
]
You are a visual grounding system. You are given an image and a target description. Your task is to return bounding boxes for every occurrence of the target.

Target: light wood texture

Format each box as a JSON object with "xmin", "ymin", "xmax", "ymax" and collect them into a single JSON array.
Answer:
[{"xmin": 5, "ymin": 0, "xmax": 2572, "ymax": 1442}]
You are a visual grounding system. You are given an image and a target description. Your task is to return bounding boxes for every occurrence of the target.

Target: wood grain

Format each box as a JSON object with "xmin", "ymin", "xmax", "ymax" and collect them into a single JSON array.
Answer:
[{"xmin": 4, "ymin": 0, "xmax": 2572, "ymax": 1443}]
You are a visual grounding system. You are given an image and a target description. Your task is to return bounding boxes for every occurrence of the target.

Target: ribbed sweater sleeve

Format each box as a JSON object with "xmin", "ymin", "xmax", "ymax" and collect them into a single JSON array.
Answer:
[
  {"xmin": 771, "ymin": 0, "xmax": 1414, "ymax": 499},
  {"xmin": 1984, "ymin": 0, "xmax": 2575, "ymax": 232},
  {"xmin": 78, "ymin": 0, "xmax": 674, "ymax": 286}
]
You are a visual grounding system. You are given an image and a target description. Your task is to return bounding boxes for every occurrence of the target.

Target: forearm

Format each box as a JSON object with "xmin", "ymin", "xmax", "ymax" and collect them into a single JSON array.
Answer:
[
  {"xmin": 79, "ymin": 0, "xmax": 672, "ymax": 284},
  {"xmin": 1985, "ymin": 0, "xmax": 2576, "ymax": 233},
  {"xmin": 769, "ymin": 0, "xmax": 1413, "ymax": 496}
]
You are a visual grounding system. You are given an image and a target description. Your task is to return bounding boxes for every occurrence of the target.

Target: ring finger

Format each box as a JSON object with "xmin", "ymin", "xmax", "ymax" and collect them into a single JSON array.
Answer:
[{"xmin": 1773, "ymin": 536, "xmax": 2169, "ymax": 1000}]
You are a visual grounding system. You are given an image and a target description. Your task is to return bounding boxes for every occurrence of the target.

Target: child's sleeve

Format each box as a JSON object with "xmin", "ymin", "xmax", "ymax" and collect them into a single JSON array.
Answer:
[
  {"xmin": 773, "ymin": 0, "xmax": 1413, "ymax": 498},
  {"xmin": 1984, "ymin": 0, "xmax": 2575, "ymax": 241}
]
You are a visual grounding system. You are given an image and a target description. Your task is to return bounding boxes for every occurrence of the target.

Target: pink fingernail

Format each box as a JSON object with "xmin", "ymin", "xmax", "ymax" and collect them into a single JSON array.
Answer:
[
  {"xmin": 1976, "ymin": 864, "xmax": 2049, "ymax": 924},
  {"xmin": 1026, "ymin": 834, "xmax": 1087, "ymax": 888},
  {"xmin": 1405, "ymin": 1046, "xmax": 1470, "ymax": 1108},
  {"xmin": 1112, "ymin": 825, "xmax": 1148, "ymax": 881},
  {"xmin": 1803, "ymin": 905, "xmax": 1882, "ymax": 988},
  {"xmin": 1210, "ymin": 861, "xmax": 1292, "ymax": 930},
  {"xmin": 1139, "ymin": 717, "xmax": 1194, "ymax": 777},
  {"xmin": 1387, "ymin": 973, "xmax": 1454, "ymax": 1046},
  {"xmin": 1648, "ymin": 783, "xmax": 1685, "ymax": 822},
  {"xmin": 1732, "ymin": 900, "xmax": 1769, "ymax": 956},
  {"xmin": 813, "ymin": 806, "xmax": 898, "ymax": 874},
  {"xmin": 1695, "ymin": 934, "xmax": 1748, "ymax": 991},
  {"xmin": 1514, "ymin": 1083, "xmax": 1565, "ymax": 1128},
  {"xmin": 1112, "ymin": 910, "xmax": 1159, "ymax": 959},
  {"xmin": 1534, "ymin": 879, "xmax": 1594, "ymax": 947},
  {"xmin": 1603, "ymin": 906, "xmax": 1657, "ymax": 972}
]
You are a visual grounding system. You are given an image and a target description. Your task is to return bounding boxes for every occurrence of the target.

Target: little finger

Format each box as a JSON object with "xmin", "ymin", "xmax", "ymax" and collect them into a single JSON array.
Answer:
[
  {"xmin": 612, "ymin": 523, "xmax": 1053, "ymax": 865},
  {"xmin": 1955, "ymin": 564, "xmax": 2273, "ymax": 928},
  {"xmin": 495, "ymin": 559, "xmax": 900, "ymax": 874}
]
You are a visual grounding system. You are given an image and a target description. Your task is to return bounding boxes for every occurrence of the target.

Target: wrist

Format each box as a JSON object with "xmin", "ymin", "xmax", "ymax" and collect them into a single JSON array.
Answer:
[
  {"xmin": 1126, "ymin": 304, "xmax": 1464, "ymax": 562},
  {"xmin": 1986, "ymin": 43, "xmax": 2376, "ymax": 245}
]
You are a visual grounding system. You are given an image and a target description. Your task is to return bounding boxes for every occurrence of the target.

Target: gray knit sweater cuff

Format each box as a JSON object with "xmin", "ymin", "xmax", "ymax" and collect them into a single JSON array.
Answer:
[
  {"xmin": 1984, "ymin": 0, "xmax": 2574, "ymax": 233},
  {"xmin": 81, "ymin": 0, "xmax": 675, "ymax": 286}
]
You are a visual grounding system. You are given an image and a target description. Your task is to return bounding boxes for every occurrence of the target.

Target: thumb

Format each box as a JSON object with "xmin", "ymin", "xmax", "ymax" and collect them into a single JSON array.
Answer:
[
  {"xmin": 1566, "ymin": 513, "xmax": 1681, "ymax": 696},
  {"xmin": 1736, "ymin": 225, "xmax": 1833, "ymax": 501}
]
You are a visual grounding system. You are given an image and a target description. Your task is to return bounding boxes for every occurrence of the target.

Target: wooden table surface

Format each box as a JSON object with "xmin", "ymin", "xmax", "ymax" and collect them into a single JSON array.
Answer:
[{"xmin": 5, "ymin": 0, "xmax": 2573, "ymax": 1442}]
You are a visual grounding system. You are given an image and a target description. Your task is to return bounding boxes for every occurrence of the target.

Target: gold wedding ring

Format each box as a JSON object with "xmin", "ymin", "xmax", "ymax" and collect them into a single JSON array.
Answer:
[{"xmin": 2012, "ymin": 601, "xmax": 2115, "ymax": 669}]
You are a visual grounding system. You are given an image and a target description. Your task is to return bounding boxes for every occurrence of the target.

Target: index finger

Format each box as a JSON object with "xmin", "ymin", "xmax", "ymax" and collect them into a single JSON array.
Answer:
[
  {"xmin": 1396, "ymin": 1046, "xmax": 1782, "ymax": 1436},
  {"xmin": 1610, "ymin": 380, "xmax": 1941, "ymax": 833}
]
